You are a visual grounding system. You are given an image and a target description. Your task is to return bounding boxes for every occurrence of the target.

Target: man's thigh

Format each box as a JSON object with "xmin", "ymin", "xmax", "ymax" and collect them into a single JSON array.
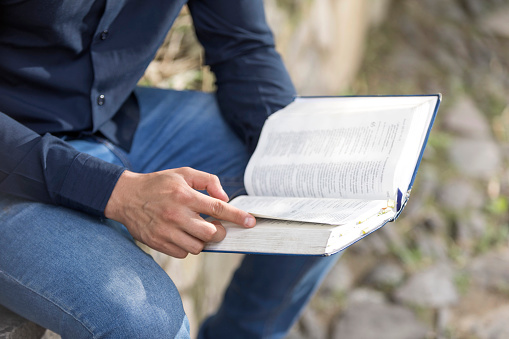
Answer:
[
  {"xmin": 1, "ymin": 130, "xmax": 192, "ymax": 338},
  {"xmin": 0, "ymin": 194, "xmax": 190, "ymax": 338},
  {"xmin": 128, "ymin": 87, "xmax": 250, "ymax": 197}
]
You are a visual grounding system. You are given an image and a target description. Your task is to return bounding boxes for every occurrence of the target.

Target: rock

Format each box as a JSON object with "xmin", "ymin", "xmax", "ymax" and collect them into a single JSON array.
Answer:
[
  {"xmin": 387, "ymin": 45, "xmax": 427, "ymax": 79},
  {"xmin": 379, "ymin": 225, "xmax": 406, "ymax": 251},
  {"xmin": 466, "ymin": 248, "xmax": 509, "ymax": 292},
  {"xmin": 394, "ymin": 264, "xmax": 459, "ymax": 308},
  {"xmin": 0, "ymin": 305, "xmax": 45, "ymax": 339},
  {"xmin": 415, "ymin": 164, "xmax": 441, "ymax": 201},
  {"xmin": 419, "ymin": 0, "xmax": 467, "ymax": 21},
  {"xmin": 285, "ymin": 326, "xmax": 307, "ymax": 339},
  {"xmin": 454, "ymin": 211, "xmax": 487, "ymax": 249},
  {"xmin": 433, "ymin": 48, "xmax": 464, "ymax": 76},
  {"xmin": 437, "ymin": 177, "xmax": 484, "ymax": 211},
  {"xmin": 461, "ymin": 0, "xmax": 489, "ymax": 15},
  {"xmin": 41, "ymin": 330, "xmax": 61, "ymax": 339},
  {"xmin": 268, "ymin": 0, "xmax": 376, "ymax": 95},
  {"xmin": 414, "ymin": 229, "xmax": 450, "ymax": 262},
  {"xmin": 447, "ymin": 138, "xmax": 502, "ymax": 180},
  {"xmin": 443, "ymin": 97, "xmax": 493, "ymax": 139},
  {"xmin": 420, "ymin": 209, "xmax": 448, "ymax": 235},
  {"xmin": 347, "ymin": 288, "xmax": 386, "ymax": 305},
  {"xmin": 461, "ymin": 305, "xmax": 509, "ymax": 339},
  {"xmin": 320, "ymin": 260, "xmax": 354, "ymax": 294},
  {"xmin": 298, "ymin": 308, "xmax": 328, "ymax": 339},
  {"xmin": 481, "ymin": 6, "xmax": 509, "ymax": 38},
  {"xmin": 351, "ymin": 223, "xmax": 407, "ymax": 256},
  {"xmin": 365, "ymin": 261, "xmax": 405, "ymax": 289},
  {"xmin": 349, "ymin": 230, "xmax": 390, "ymax": 255},
  {"xmin": 368, "ymin": 0, "xmax": 391, "ymax": 27},
  {"xmin": 332, "ymin": 300, "xmax": 429, "ymax": 339},
  {"xmin": 162, "ymin": 254, "xmax": 202, "ymax": 292}
]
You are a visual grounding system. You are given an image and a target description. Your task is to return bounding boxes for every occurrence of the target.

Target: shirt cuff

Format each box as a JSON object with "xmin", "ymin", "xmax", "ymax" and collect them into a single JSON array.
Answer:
[{"xmin": 56, "ymin": 153, "xmax": 126, "ymax": 217}]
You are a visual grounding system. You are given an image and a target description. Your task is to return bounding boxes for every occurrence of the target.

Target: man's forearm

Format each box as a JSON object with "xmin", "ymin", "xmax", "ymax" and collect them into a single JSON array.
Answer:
[
  {"xmin": 189, "ymin": 0, "xmax": 296, "ymax": 152},
  {"xmin": 0, "ymin": 112, "xmax": 125, "ymax": 216},
  {"xmin": 212, "ymin": 47, "xmax": 296, "ymax": 152}
]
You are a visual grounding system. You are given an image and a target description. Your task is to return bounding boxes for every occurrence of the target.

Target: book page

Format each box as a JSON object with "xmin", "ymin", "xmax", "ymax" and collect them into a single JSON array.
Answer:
[
  {"xmin": 204, "ymin": 218, "xmax": 339, "ymax": 255},
  {"xmin": 245, "ymin": 106, "xmax": 414, "ymax": 201},
  {"xmin": 394, "ymin": 101, "xmax": 434, "ymax": 192},
  {"xmin": 230, "ymin": 195, "xmax": 391, "ymax": 225}
]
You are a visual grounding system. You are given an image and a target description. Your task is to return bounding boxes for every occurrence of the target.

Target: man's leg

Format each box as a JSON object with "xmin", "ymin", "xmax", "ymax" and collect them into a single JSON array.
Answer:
[
  {"xmin": 0, "ymin": 143, "xmax": 190, "ymax": 338},
  {"xmin": 127, "ymin": 87, "xmax": 341, "ymax": 339},
  {"xmin": 126, "ymin": 87, "xmax": 249, "ymax": 198},
  {"xmin": 200, "ymin": 255, "xmax": 338, "ymax": 339}
]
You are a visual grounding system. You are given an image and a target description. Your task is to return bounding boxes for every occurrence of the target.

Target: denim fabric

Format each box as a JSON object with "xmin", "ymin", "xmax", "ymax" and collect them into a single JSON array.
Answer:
[{"xmin": 0, "ymin": 87, "xmax": 340, "ymax": 338}]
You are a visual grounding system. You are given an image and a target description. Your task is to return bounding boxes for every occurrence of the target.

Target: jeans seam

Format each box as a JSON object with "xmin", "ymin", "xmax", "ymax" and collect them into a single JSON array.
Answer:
[{"xmin": 0, "ymin": 269, "xmax": 96, "ymax": 338}]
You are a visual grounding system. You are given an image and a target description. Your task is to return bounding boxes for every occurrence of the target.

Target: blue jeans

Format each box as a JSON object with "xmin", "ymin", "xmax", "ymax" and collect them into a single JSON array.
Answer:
[{"xmin": 0, "ymin": 87, "xmax": 340, "ymax": 338}]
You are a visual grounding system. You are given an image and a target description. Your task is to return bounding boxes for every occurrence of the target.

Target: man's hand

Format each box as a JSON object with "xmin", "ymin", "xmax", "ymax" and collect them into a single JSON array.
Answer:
[{"xmin": 104, "ymin": 167, "xmax": 256, "ymax": 258}]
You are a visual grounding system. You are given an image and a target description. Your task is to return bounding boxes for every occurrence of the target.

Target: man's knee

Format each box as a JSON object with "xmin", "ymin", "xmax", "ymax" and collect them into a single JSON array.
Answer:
[
  {"xmin": 85, "ymin": 275, "xmax": 190, "ymax": 339},
  {"xmin": 104, "ymin": 305, "xmax": 190, "ymax": 339}
]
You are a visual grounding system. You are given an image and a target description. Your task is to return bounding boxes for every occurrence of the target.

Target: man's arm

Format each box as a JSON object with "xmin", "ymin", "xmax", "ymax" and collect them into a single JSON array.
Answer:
[
  {"xmin": 1, "ymin": 112, "xmax": 256, "ymax": 257},
  {"xmin": 0, "ymin": 112, "xmax": 124, "ymax": 216},
  {"xmin": 188, "ymin": 0, "xmax": 297, "ymax": 152}
]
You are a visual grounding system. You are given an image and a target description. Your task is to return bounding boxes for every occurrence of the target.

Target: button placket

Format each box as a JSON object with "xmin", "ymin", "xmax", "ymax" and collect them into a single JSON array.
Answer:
[
  {"xmin": 97, "ymin": 94, "xmax": 105, "ymax": 106},
  {"xmin": 99, "ymin": 30, "xmax": 109, "ymax": 40}
]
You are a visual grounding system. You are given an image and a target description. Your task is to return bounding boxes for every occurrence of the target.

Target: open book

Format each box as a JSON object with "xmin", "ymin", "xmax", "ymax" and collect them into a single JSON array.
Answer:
[{"xmin": 205, "ymin": 95, "xmax": 441, "ymax": 255}]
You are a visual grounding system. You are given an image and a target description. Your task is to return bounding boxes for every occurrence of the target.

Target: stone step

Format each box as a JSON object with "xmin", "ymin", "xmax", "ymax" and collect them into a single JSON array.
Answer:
[{"xmin": 0, "ymin": 305, "xmax": 45, "ymax": 339}]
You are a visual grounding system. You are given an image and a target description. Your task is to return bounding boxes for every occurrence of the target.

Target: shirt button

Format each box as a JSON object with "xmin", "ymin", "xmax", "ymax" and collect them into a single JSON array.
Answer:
[
  {"xmin": 100, "ymin": 30, "xmax": 109, "ymax": 40},
  {"xmin": 97, "ymin": 94, "xmax": 105, "ymax": 106}
]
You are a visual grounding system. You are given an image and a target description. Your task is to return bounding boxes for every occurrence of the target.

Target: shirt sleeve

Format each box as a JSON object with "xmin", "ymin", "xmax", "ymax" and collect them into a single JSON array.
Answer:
[
  {"xmin": 0, "ymin": 112, "xmax": 125, "ymax": 216},
  {"xmin": 188, "ymin": 0, "xmax": 297, "ymax": 153}
]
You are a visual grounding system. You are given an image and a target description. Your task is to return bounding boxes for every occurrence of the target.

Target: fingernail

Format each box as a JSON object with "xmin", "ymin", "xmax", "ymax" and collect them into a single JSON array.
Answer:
[{"xmin": 245, "ymin": 216, "xmax": 256, "ymax": 228}]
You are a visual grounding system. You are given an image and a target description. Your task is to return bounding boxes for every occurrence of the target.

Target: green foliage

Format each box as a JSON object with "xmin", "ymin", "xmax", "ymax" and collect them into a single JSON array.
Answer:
[
  {"xmin": 474, "ymin": 222, "xmax": 509, "ymax": 254},
  {"xmin": 390, "ymin": 244, "xmax": 425, "ymax": 271},
  {"xmin": 454, "ymin": 272, "xmax": 471, "ymax": 295},
  {"xmin": 137, "ymin": 78, "xmax": 152, "ymax": 87},
  {"xmin": 427, "ymin": 131, "xmax": 452, "ymax": 152},
  {"xmin": 486, "ymin": 197, "xmax": 509, "ymax": 216}
]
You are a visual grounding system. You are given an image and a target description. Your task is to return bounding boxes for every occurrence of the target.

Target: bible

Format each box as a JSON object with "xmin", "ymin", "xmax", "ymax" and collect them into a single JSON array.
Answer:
[{"xmin": 204, "ymin": 95, "xmax": 441, "ymax": 255}]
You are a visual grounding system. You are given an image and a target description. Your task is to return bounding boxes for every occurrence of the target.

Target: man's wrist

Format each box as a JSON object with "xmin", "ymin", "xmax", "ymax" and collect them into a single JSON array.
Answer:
[{"xmin": 104, "ymin": 169, "xmax": 135, "ymax": 221}]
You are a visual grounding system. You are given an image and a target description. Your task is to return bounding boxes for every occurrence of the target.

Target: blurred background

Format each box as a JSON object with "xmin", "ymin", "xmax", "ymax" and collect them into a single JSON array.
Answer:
[{"xmin": 139, "ymin": 0, "xmax": 509, "ymax": 338}]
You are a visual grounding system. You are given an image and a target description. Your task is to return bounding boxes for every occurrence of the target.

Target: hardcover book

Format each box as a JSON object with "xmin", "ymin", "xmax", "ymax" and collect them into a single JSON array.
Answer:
[{"xmin": 205, "ymin": 94, "xmax": 441, "ymax": 255}]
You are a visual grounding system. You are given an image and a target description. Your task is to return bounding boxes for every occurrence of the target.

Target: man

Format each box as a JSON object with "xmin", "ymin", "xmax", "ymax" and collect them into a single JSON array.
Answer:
[{"xmin": 0, "ymin": 1, "xmax": 339, "ymax": 337}]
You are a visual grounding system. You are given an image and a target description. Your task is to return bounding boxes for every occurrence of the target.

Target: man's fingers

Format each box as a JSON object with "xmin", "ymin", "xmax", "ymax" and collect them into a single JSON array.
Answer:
[
  {"xmin": 178, "ymin": 167, "xmax": 229, "ymax": 202},
  {"xmin": 154, "ymin": 242, "xmax": 189, "ymax": 259},
  {"xmin": 163, "ymin": 228, "xmax": 206, "ymax": 256},
  {"xmin": 174, "ymin": 168, "xmax": 255, "ymax": 228},
  {"xmin": 178, "ymin": 217, "xmax": 227, "ymax": 243},
  {"xmin": 157, "ymin": 220, "xmax": 225, "ymax": 256},
  {"xmin": 207, "ymin": 220, "xmax": 227, "ymax": 243},
  {"xmin": 191, "ymin": 192, "xmax": 256, "ymax": 228}
]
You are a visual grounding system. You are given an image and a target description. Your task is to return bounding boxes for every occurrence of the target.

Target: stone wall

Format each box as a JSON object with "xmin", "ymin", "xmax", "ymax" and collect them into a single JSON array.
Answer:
[{"xmin": 265, "ymin": 0, "xmax": 391, "ymax": 95}]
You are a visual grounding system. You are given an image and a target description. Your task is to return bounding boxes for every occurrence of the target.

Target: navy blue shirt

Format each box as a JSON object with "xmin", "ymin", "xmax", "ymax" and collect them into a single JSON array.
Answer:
[{"xmin": 0, "ymin": 0, "xmax": 295, "ymax": 216}]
